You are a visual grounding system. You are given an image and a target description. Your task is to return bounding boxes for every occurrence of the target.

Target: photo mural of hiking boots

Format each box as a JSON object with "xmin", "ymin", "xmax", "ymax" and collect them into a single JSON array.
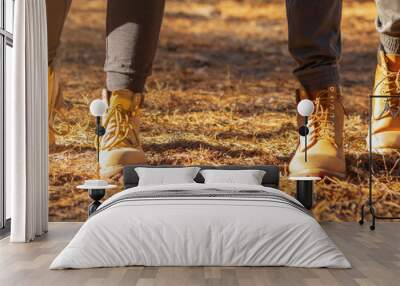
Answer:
[
  {"xmin": 369, "ymin": 51, "xmax": 400, "ymax": 154},
  {"xmin": 289, "ymin": 86, "xmax": 346, "ymax": 179},
  {"xmin": 99, "ymin": 89, "xmax": 146, "ymax": 178}
]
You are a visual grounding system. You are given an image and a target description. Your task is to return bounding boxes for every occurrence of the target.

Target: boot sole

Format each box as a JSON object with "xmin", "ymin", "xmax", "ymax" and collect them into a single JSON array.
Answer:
[
  {"xmin": 101, "ymin": 161, "xmax": 148, "ymax": 179},
  {"xmin": 290, "ymin": 168, "xmax": 346, "ymax": 180},
  {"xmin": 366, "ymin": 132, "xmax": 400, "ymax": 155},
  {"xmin": 370, "ymin": 148, "xmax": 400, "ymax": 155},
  {"xmin": 100, "ymin": 165, "xmax": 124, "ymax": 179},
  {"xmin": 100, "ymin": 149, "xmax": 146, "ymax": 179}
]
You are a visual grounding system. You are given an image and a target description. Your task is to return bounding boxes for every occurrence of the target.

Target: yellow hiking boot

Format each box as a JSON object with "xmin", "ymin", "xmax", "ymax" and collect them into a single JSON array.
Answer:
[
  {"xmin": 289, "ymin": 86, "xmax": 346, "ymax": 179},
  {"xmin": 369, "ymin": 51, "xmax": 400, "ymax": 154},
  {"xmin": 48, "ymin": 65, "xmax": 66, "ymax": 146},
  {"xmin": 99, "ymin": 89, "xmax": 145, "ymax": 178}
]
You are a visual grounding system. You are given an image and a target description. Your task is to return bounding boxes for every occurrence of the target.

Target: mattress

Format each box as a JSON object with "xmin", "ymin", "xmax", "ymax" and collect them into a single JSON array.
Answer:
[{"xmin": 50, "ymin": 183, "xmax": 351, "ymax": 269}]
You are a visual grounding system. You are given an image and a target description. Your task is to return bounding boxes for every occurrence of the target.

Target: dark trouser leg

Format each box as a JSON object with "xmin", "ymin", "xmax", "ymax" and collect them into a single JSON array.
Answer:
[
  {"xmin": 46, "ymin": 0, "xmax": 72, "ymax": 66},
  {"xmin": 376, "ymin": 0, "xmax": 400, "ymax": 54},
  {"xmin": 286, "ymin": 0, "xmax": 342, "ymax": 92},
  {"xmin": 105, "ymin": 0, "xmax": 165, "ymax": 93}
]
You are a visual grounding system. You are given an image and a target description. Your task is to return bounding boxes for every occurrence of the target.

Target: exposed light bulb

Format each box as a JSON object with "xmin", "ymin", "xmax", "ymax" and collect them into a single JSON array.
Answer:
[
  {"xmin": 89, "ymin": 99, "xmax": 107, "ymax": 117},
  {"xmin": 297, "ymin": 99, "xmax": 314, "ymax": 117}
]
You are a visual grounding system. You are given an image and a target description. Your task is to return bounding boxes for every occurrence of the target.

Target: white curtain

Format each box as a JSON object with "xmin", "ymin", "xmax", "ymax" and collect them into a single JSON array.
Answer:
[{"xmin": 9, "ymin": 0, "xmax": 49, "ymax": 242}]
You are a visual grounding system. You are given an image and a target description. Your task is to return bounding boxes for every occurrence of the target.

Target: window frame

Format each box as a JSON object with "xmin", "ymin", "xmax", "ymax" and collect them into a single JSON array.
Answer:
[{"xmin": 0, "ymin": 0, "xmax": 13, "ymax": 232}]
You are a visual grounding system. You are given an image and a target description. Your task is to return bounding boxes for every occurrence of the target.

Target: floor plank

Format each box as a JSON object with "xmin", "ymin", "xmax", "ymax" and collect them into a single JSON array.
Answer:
[{"xmin": 0, "ymin": 222, "xmax": 399, "ymax": 286}]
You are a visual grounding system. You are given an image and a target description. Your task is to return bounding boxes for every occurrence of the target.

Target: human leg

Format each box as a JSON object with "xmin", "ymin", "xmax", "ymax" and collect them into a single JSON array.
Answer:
[
  {"xmin": 369, "ymin": 1, "xmax": 400, "ymax": 153},
  {"xmin": 286, "ymin": 0, "xmax": 346, "ymax": 178},
  {"xmin": 46, "ymin": 0, "xmax": 72, "ymax": 146},
  {"xmin": 100, "ymin": 0, "xmax": 165, "ymax": 177}
]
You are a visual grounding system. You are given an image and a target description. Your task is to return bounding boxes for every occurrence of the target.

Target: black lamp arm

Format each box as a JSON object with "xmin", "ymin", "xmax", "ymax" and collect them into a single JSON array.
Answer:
[
  {"xmin": 304, "ymin": 116, "xmax": 308, "ymax": 162},
  {"xmin": 95, "ymin": 117, "xmax": 106, "ymax": 136},
  {"xmin": 95, "ymin": 116, "xmax": 106, "ymax": 164},
  {"xmin": 298, "ymin": 117, "xmax": 309, "ymax": 162}
]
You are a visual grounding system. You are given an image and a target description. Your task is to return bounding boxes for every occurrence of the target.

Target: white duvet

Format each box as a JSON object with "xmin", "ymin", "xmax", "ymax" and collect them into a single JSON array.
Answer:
[{"xmin": 50, "ymin": 183, "xmax": 351, "ymax": 269}]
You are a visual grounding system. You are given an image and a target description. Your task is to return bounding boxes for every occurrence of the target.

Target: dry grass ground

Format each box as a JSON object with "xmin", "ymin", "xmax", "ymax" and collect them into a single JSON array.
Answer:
[{"xmin": 49, "ymin": 0, "xmax": 400, "ymax": 222}]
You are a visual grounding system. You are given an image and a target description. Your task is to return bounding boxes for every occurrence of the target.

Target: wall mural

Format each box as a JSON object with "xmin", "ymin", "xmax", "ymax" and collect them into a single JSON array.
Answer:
[{"xmin": 48, "ymin": 0, "xmax": 400, "ymax": 222}]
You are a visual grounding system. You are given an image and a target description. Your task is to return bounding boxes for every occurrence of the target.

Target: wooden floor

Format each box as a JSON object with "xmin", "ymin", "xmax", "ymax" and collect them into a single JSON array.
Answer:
[{"xmin": 0, "ymin": 222, "xmax": 399, "ymax": 286}]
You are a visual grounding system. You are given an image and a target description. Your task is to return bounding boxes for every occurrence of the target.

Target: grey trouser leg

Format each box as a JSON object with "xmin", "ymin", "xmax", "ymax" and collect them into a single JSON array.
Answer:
[
  {"xmin": 46, "ymin": 0, "xmax": 72, "ymax": 66},
  {"xmin": 376, "ymin": 0, "xmax": 400, "ymax": 54},
  {"xmin": 286, "ymin": 0, "xmax": 342, "ymax": 92},
  {"xmin": 105, "ymin": 0, "xmax": 165, "ymax": 93}
]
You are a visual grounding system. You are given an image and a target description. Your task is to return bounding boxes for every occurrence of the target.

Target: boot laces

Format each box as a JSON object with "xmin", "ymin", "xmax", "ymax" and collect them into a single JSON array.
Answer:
[
  {"xmin": 375, "ymin": 69, "xmax": 400, "ymax": 118},
  {"xmin": 99, "ymin": 104, "xmax": 140, "ymax": 151},
  {"xmin": 309, "ymin": 91, "xmax": 336, "ymax": 145}
]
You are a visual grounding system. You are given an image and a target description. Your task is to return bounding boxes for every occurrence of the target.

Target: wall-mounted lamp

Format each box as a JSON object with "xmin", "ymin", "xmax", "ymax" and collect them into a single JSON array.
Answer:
[
  {"xmin": 89, "ymin": 98, "xmax": 107, "ymax": 176},
  {"xmin": 297, "ymin": 99, "xmax": 314, "ymax": 162}
]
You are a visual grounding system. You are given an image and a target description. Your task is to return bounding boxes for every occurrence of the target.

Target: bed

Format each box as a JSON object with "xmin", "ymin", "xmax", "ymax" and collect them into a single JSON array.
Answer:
[{"xmin": 50, "ymin": 165, "xmax": 350, "ymax": 269}]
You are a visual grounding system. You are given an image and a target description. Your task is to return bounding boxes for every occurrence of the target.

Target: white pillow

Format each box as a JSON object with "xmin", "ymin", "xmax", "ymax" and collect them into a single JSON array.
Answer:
[
  {"xmin": 200, "ymin": 169, "xmax": 266, "ymax": 185},
  {"xmin": 136, "ymin": 167, "xmax": 201, "ymax": 186}
]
